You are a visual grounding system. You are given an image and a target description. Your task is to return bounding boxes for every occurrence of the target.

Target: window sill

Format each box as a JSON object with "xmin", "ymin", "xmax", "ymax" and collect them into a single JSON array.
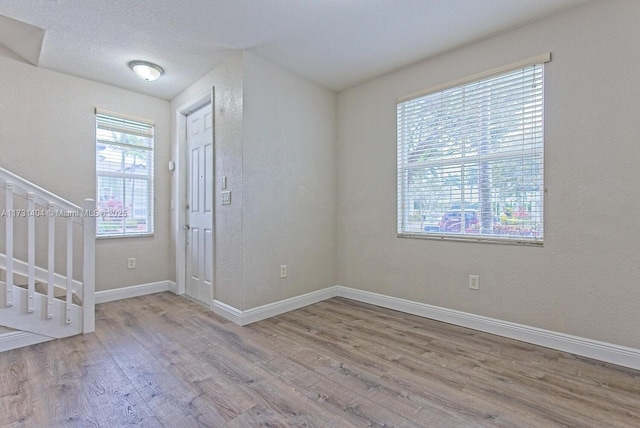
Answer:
[
  {"xmin": 97, "ymin": 233, "xmax": 154, "ymax": 240},
  {"xmin": 397, "ymin": 232, "xmax": 543, "ymax": 247}
]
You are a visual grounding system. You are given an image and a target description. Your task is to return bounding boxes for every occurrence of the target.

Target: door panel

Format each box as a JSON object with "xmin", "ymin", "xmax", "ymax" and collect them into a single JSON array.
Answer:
[
  {"xmin": 204, "ymin": 228, "xmax": 213, "ymax": 284},
  {"xmin": 190, "ymin": 227, "xmax": 200, "ymax": 280},
  {"xmin": 186, "ymin": 103, "xmax": 213, "ymax": 305},
  {"xmin": 204, "ymin": 144, "xmax": 213, "ymax": 213},
  {"xmin": 190, "ymin": 148, "xmax": 200, "ymax": 213}
]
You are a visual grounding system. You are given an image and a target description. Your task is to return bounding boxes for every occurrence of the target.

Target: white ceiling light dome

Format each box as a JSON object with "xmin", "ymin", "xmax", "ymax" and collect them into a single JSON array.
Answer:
[{"xmin": 129, "ymin": 60, "xmax": 164, "ymax": 81}]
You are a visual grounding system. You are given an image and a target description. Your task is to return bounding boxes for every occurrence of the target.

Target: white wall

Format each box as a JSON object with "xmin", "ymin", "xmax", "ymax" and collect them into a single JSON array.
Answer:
[
  {"xmin": 170, "ymin": 51, "xmax": 337, "ymax": 310},
  {"xmin": 337, "ymin": 0, "xmax": 640, "ymax": 349},
  {"xmin": 0, "ymin": 57, "xmax": 172, "ymax": 292}
]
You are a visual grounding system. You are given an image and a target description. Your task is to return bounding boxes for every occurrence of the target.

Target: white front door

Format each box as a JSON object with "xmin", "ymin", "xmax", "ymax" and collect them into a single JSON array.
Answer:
[{"xmin": 186, "ymin": 103, "xmax": 213, "ymax": 305}]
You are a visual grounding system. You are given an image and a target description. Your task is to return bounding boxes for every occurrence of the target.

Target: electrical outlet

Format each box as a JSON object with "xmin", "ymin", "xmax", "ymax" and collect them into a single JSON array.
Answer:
[
  {"xmin": 469, "ymin": 275, "xmax": 479, "ymax": 290},
  {"xmin": 221, "ymin": 191, "xmax": 231, "ymax": 205},
  {"xmin": 280, "ymin": 265, "xmax": 287, "ymax": 278},
  {"xmin": 128, "ymin": 258, "xmax": 136, "ymax": 269}
]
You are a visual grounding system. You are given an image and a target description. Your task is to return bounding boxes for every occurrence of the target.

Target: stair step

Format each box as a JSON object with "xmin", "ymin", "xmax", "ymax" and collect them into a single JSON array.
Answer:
[
  {"xmin": 0, "ymin": 281, "xmax": 83, "ymax": 339},
  {"xmin": 14, "ymin": 282, "xmax": 83, "ymax": 306}
]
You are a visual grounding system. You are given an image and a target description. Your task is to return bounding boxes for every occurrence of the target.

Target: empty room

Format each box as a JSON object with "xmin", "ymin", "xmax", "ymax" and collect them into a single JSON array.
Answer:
[{"xmin": 0, "ymin": 0, "xmax": 639, "ymax": 426}]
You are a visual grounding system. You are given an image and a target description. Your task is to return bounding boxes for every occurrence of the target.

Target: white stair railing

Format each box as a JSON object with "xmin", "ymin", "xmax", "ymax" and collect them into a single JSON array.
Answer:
[{"xmin": 0, "ymin": 166, "xmax": 95, "ymax": 335}]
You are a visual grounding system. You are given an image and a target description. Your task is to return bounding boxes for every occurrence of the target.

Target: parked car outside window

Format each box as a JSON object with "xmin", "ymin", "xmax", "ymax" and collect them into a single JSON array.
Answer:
[{"xmin": 439, "ymin": 210, "xmax": 478, "ymax": 233}]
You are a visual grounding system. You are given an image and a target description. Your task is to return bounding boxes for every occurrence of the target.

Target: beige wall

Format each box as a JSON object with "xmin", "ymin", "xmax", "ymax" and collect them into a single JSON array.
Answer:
[
  {"xmin": 242, "ymin": 52, "xmax": 337, "ymax": 309},
  {"xmin": 170, "ymin": 51, "xmax": 337, "ymax": 310},
  {"xmin": 170, "ymin": 51, "xmax": 244, "ymax": 308},
  {"xmin": 337, "ymin": 0, "xmax": 640, "ymax": 349},
  {"xmin": 0, "ymin": 56, "xmax": 172, "ymax": 292}
]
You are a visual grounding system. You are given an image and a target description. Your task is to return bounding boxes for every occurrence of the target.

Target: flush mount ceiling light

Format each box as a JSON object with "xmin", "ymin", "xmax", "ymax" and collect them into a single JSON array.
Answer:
[{"xmin": 129, "ymin": 60, "xmax": 164, "ymax": 81}]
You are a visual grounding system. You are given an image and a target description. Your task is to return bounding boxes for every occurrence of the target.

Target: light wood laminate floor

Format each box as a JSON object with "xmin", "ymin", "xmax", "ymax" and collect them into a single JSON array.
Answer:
[{"xmin": 1, "ymin": 292, "xmax": 638, "ymax": 427}]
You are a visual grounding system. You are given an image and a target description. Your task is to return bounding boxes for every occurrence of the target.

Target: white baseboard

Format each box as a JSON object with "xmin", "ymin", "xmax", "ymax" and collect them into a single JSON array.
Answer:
[
  {"xmin": 211, "ymin": 299, "xmax": 244, "ymax": 325},
  {"xmin": 167, "ymin": 281, "xmax": 178, "ymax": 294},
  {"xmin": 213, "ymin": 287, "xmax": 339, "ymax": 326},
  {"xmin": 95, "ymin": 280, "xmax": 176, "ymax": 304},
  {"xmin": 0, "ymin": 331, "xmax": 53, "ymax": 352},
  {"xmin": 334, "ymin": 286, "xmax": 640, "ymax": 371}
]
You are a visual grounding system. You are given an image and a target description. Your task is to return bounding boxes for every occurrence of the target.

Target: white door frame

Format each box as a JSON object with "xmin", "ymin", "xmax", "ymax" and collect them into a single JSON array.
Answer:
[{"xmin": 174, "ymin": 89, "xmax": 214, "ymax": 300}]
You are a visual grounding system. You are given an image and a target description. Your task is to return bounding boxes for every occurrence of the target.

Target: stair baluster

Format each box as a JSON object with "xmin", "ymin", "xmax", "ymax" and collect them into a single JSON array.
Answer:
[
  {"xmin": 66, "ymin": 217, "xmax": 73, "ymax": 324},
  {"xmin": 27, "ymin": 192, "xmax": 35, "ymax": 313},
  {"xmin": 47, "ymin": 202, "xmax": 55, "ymax": 319},
  {"xmin": 82, "ymin": 199, "xmax": 96, "ymax": 334},
  {"xmin": 5, "ymin": 183, "xmax": 14, "ymax": 307}
]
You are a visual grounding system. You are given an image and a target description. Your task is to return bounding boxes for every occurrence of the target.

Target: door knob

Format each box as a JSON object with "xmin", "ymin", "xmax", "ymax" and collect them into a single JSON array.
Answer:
[{"xmin": 184, "ymin": 224, "xmax": 190, "ymax": 230}]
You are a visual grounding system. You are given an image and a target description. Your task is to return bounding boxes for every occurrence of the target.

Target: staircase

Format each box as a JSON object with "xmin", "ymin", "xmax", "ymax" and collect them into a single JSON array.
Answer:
[{"xmin": 0, "ymin": 166, "xmax": 95, "ymax": 351}]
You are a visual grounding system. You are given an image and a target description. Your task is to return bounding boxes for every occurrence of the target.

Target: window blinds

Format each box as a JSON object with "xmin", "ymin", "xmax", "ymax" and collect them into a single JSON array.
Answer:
[{"xmin": 397, "ymin": 57, "xmax": 547, "ymax": 244}]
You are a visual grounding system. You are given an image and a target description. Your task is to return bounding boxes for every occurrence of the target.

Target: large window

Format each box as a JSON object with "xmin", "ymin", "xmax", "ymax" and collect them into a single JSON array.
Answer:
[
  {"xmin": 96, "ymin": 110, "xmax": 154, "ymax": 237},
  {"xmin": 397, "ymin": 55, "xmax": 548, "ymax": 245}
]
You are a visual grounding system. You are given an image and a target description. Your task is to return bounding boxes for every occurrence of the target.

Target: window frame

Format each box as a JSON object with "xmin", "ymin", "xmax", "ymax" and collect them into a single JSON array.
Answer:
[
  {"xmin": 95, "ymin": 109, "xmax": 155, "ymax": 239},
  {"xmin": 396, "ymin": 54, "xmax": 550, "ymax": 246}
]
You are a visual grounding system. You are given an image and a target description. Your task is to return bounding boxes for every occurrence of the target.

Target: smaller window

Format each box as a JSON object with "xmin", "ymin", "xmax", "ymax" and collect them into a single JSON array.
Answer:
[{"xmin": 96, "ymin": 112, "xmax": 154, "ymax": 237}]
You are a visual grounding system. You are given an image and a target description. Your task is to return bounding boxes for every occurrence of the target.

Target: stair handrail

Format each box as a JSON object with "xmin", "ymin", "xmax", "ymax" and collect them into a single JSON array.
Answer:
[{"xmin": 0, "ymin": 166, "xmax": 84, "ymax": 221}]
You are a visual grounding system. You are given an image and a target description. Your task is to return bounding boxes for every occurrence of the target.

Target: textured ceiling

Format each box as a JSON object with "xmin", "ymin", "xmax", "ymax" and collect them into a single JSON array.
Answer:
[{"xmin": 0, "ymin": 0, "xmax": 591, "ymax": 100}]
